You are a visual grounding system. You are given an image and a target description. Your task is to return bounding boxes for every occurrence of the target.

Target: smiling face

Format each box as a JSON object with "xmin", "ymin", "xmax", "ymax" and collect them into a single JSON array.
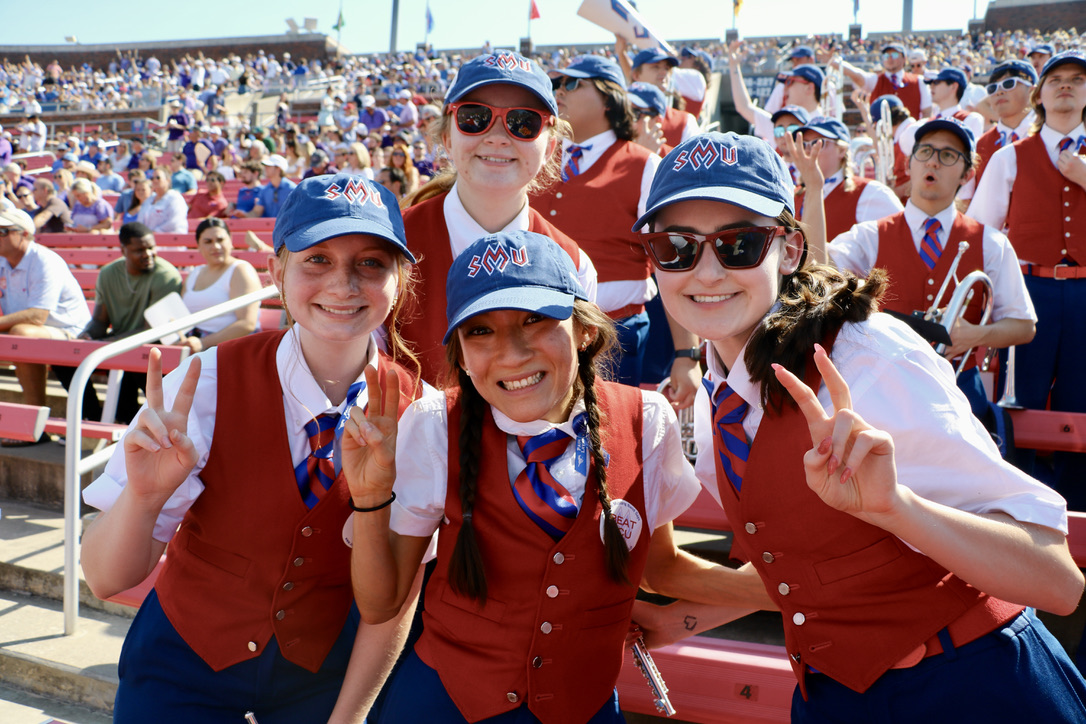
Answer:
[
  {"xmin": 443, "ymin": 83, "xmax": 556, "ymax": 196},
  {"xmin": 269, "ymin": 234, "xmax": 400, "ymax": 353},
  {"xmin": 652, "ymin": 199, "xmax": 803, "ymax": 370},
  {"xmin": 455, "ymin": 308, "xmax": 591, "ymax": 424}
]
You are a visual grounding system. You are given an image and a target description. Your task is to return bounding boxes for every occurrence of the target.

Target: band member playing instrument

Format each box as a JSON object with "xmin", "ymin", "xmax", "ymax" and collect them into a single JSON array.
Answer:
[{"xmin": 633, "ymin": 130, "xmax": 1085, "ymax": 723}]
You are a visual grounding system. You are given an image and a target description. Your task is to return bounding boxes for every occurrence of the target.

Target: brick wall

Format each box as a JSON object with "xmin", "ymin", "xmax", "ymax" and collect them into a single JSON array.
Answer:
[{"xmin": 985, "ymin": 1, "xmax": 1086, "ymax": 32}]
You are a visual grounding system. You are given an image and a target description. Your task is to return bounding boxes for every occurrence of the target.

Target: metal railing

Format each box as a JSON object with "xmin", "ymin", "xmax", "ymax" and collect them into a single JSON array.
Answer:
[{"xmin": 63, "ymin": 284, "xmax": 278, "ymax": 633}]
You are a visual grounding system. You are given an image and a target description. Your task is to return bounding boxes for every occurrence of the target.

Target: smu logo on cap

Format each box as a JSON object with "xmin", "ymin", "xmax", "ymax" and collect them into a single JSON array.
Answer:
[
  {"xmin": 482, "ymin": 53, "xmax": 531, "ymax": 72},
  {"xmin": 466, "ymin": 244, "xmax": 529, "ymax": 278},
  {"xmin": 672, "ymin": 140, "xmax": 738, "ymax": 172},
  {"xmin": 322, "ymin": 178, "xmax": 385, "ymax": 207}
]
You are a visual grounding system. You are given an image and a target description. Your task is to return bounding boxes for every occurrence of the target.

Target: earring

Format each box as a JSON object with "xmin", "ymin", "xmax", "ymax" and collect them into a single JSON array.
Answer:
[{"xmin": 579, "ymin": 343, "xmax": 588, "ymax": 352}]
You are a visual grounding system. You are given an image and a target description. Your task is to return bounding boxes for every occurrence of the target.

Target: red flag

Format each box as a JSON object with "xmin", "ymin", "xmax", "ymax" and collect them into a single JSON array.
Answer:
[{"xmin": 530, "ymin": 0, "xmax": 541, "ymax": 20}]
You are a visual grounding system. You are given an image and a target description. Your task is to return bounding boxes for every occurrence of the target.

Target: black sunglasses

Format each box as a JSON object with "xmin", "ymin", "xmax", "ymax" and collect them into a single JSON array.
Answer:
[
  {"xmin": 642, "ymin": 226, "xmax": 788, "ymax": 272},
  {"xmin": 551, "ymin": 76, "xmax": 582, "ymax": 93},
  {"xmin": 445, "ymin": 102, "xmax": 554, "ymax": 140}
]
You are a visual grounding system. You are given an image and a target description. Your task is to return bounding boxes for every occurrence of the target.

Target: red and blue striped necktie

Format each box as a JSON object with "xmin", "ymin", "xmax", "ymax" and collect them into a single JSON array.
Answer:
[
  {"xmin": 919, "ymin": 217, "xmax": 943, "ymax": 271},
  {"xmin": 512, "ymin": 414, "xmax": 585, "ymax": 539},
  {"xmin": 708, "ymin": 379, "xmax": 751, "ymax": 493},
  {"xmin": 562, "ymin": 143, "xmax": 592, "ymax": 182},
  {"xmin": 294, "ymin": 380, "xmax": 366, "ymax": 509}
]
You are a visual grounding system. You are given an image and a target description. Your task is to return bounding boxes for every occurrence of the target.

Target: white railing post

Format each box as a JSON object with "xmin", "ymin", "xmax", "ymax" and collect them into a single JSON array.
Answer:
[{"xmin": 63, "ymin": 285, "xmax": 277, "ymax": 633}]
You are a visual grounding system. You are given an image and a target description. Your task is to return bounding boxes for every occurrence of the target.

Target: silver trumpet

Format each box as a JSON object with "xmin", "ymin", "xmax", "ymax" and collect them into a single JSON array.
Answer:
[
  {"xmin": 923, "ymin": 242, "xmax": 994, "ymax": 377},
  {"xmin": 632, "ymin": 636, "xmax": 676, "ymax": 717},
  {"xmin": 874, "ymin": 99, "xmax": 895, "ymax": 187},
  {"xmin": 998, "ymin": 345, "xmax": 1022, "ymax": 409}
]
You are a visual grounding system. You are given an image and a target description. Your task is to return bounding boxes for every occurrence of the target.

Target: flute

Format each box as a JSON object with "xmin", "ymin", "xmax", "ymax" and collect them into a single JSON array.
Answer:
[{"xmin": 632, "ymin": 635, "xmax": 676, "ymax": 717}]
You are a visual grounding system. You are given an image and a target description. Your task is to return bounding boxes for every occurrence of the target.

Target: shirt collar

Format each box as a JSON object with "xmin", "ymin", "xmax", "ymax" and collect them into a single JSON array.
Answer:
[
  {"xmin": 822, "ymin": 172, "xmax": 843, "ymax": 197},
  {"xmin": 937, "ymin": 104, "xmax": 962, "ymax": 118},
  {"xmin": 563, "ymin": 129, "xmax": 616, "ymax": 153},
  {"xmin": 704, "ymin": 336, "xmax": 760, "ymax": 410},
  {"xmin": 1041, "ymin": 121, "xmax": 1086, "ymax": 148},
  {"xmin": 444, "ymin": 180, "xmax": 531, "ymax": 257},
  {"xmin": 492, "ymin": 397, "xmax": 587, "ymax": 438},
  {"xmin": 904, "ymin": 199, "xmax": 956, "ymax": 233},
  {"xmin": 275, "ymin": 324, "xmax": 379, "ymax": 427}
]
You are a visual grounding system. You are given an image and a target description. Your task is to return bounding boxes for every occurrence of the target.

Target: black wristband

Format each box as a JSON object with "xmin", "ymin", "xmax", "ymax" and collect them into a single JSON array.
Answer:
[
  {"xmin": 349, "ymin": 491, "xmax": 396, "ymax": 512},
  {"xmin": 674, "ymin": 348, "xmax": 701, "ymax": 362}
]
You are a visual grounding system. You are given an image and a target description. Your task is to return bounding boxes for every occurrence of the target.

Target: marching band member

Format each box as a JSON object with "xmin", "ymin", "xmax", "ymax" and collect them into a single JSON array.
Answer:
[
  {"xmin": 344, "ymin": 230, "xmax": 770, "ymax": 723},
  {"xmin": 632, "ymin": 130, "xmax": 1085, "ymax": 723},
  {"xmin": 924, "ymin": 68, "xmax": 986, "ymax": 141},
  {"xmin": 531, "ymin": 55, "xmax": 698, "ymax": 397},
  {"xmin": 831, "ymin": 118, "xmax": 1035, "ymax": 424},
  {"xmin": 80, "ymin": 175, "xmax": 427, "ymax": 723},
  {"xmin": 764, "ymin": 44, "xmax": 820, "ymax": 116},
  {"xmin": 838, "ymin": 42, "xmax": 932, "ymax": 120},
  {"xmin": 675, "ymin": 46, "xmax": 713, "ymax": 119},
  {"xmin": 615, "ymin": 39, "xmax": 699, "ymax": 148},
  {"xmin": 792, "ymin": 117, "xmax": 902, "ymax": 243},
  {"xmin": 853, "ymin": 91, "xmax": 918, "ymax": 203},
  {"xmin": 972, "ymin": 60, "xmax": 1037, "ymax": 186},
  {"xmin": 729, "ymin": 40, "xmax": 822, "ymax": 144},
  {"xmin": 398, "ymin": 51, "xmax": 597, "ymax": 385},
  {"xmin": 968, "ymin": 50, "xmax": 1086, "ymax": 507}
]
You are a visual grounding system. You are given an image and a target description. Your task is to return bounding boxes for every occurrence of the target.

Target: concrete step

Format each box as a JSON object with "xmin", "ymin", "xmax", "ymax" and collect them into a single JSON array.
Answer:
[
  {"xmin": 0, "ymin": 682, "xmax": 111, "ymax": 724},
  {"xmin": 0, "ymin": 440, "xmax": 109, "ymax": 513},
  {"xmin": 0, "ymin": 589, "xmax": 124, "ymax": 716},
  {"xmin": 0, "ymin": 500, "xmax": 135, "ymax": 619}
]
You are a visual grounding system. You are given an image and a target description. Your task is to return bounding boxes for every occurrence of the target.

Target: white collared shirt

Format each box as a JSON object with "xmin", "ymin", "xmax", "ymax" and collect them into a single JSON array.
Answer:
[
  {"xmin": 830, "ymin": 201, "xmax": 1035, "ymax": 323},
  {"xmin": 819, "ymin": 174, "xmax": 903, "ymax": 239},
  {"xmin": 443, "ymin": 181, "xmax": 598, "ymax": 302},
  {"xmin": 391, "ymin": 389, "xmax": 700, "ymax": 539},
  {"xmin": 968, "ymin": 122, "xmax": 1086, "ymax": 232},
  {"xmin": 83, "ymin": 327, "xmax": 422, "ymax": 542},
  {"xmin": 932, "ymin": 103, "xmax": 986, "ymax": 141},
  {"xmin": 692, "ymin": 315, "xmax": 1067, "ymax": 537}
]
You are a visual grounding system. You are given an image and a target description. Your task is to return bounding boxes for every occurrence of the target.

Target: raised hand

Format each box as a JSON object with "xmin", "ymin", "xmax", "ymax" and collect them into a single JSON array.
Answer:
[
  {"xmin": 782, "ymin": 130, "xmax": 823, "ymax": 191},
  {"xmin": 123, "ymin": 348, "xmax": 201, "ymax": 507},
  {"xmin": 341, "ymin": 366, "xmax": 400, "ymax": 504},
  {"xmin": 772, "ymin": 344, "xmax": 898, "ymax": 520}
]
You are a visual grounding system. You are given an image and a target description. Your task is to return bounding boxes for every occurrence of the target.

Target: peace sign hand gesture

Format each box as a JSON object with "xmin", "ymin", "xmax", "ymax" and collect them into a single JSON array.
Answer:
[
  {"xmin": 341, "ymin": 366, "xmax": 400, "ymax": 507},
  {"xmin": 124, "ymin": 348, "xmax": 201, "ymax": 509},
  {"xmin": 772, "ymin": 344, "xmax": 899, "ymax": 521}
]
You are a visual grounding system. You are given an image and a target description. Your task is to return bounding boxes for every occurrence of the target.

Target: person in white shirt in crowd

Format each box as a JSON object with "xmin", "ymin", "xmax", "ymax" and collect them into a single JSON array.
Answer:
[
  {"xmin": 616, "ymin": 39, "xmax": 699, "ymax": 149},
  {"xmin": 925, "ymin": 68, "xmax": 986, "ymax": 141},
  {"xmin": 729, "ymin": 40, "xmax": 823, "ymax": 145},
  {"xmin": 971, "ymin": 60, "xmax": 1037, "ymax": 189},
  {"xmin": 137, "ymin": 167, "xmax": 189, "ymax": 234},
  {"xmin": 21, "ymin": 113, "xmax": 46, "ymax": 153},
  {"xmin": 763, "ymin": 44, "xmax": 819, "ymax": 116}
]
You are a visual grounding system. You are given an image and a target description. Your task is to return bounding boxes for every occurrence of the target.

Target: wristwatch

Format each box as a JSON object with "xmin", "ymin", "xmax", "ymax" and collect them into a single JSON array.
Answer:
[{"xmin": 674, "ymin": 348, "xmax": 701, "ymax": 362}]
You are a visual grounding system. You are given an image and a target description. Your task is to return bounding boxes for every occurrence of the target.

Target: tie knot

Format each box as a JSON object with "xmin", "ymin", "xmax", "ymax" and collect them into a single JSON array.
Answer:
[
  {"xmin": 519, "ymin": 426, "xmax": 574, "ymax": 464},
  {"xmin": 304, "ymin": 413, "xmax": 338, "ymax": 454},
  {"xmin": 568, "ymin": 143, "xmax": 591, "ymax": 157},
  {"xmin": 713, "ymin": 382, "xmax": 749, "ymax": 423},
  {"xmin": 923, "ymin": 217, "xmax": 941, "ymax": 236},
  {"xmin": 1060, "ymin": 136, "xmax": 1081, "ymax": 153}
]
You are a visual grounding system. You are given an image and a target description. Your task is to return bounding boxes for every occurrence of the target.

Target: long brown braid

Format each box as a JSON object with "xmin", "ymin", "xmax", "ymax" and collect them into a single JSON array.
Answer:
[{"xmin": 442, "ymin": 300, "xmax": 626, "ymax": 601}]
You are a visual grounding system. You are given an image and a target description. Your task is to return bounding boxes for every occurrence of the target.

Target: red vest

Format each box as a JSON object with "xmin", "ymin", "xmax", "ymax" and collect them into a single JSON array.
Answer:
[
  {"xmin": 661, "ymin": 106, "xmax": 691, "ymax": 148},
  {"xmin": 892, "ymin": 141, "xmax": 910, "ymax": 203},
  {"xmin": 874, "ymin": 212, "xmax": 987, "ymax": 326},
  {"xmin": 714, "ymin": 347, "xmax": 1022, "ymax": 695},
  {"xmin": 154, "ymin": 331, "xmax": 417, "ymax": 672},
  {"xmin": 531, "ymin": 140, "xmax": 653, "ymax": 309},
  {"xmin": 872, "ymin": 73, "xmax": 924, "ymax": 120},
  {"xmin": 974, "ymin": 126, "xmax": 1001, "ymax": 187},
  {"xmin": 1007, "ymin": 134, "xmax": 1086, "ymax": 266},
  {"xmin": 682, "ymin": 96, "xmax": 704, "ymax": 118},
  {"xmin": 951, "ymin": 109, "xmax": 971, "ymax": 122},
  {"xmin": 400, "ymin": 192, "xmax": 585, "ymax": 386},
  {"xmin": 417, "ymin": 382, "xmax": 649, "ymax": 723},
  {"xmin": 797, "ymin": 178, "xmax": 871, "ymax": 243}
]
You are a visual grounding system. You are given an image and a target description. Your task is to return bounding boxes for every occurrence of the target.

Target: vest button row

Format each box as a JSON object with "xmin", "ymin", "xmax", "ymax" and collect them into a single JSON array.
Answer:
[
  {"xmin": 553, "ymin": 552, "xmax": 565, "ymax": 565},
  {"xmin": 276, "ymin": 609, "xmax": 286, "ymax": 621},
  {"xmin": 793, "ymin": 612, "xmax": 806, "ymax": 625},
  {"xmin": 555, "ymin": 191, "xmax": 563, "ymax": 199},
  {"xmin": 507, "ymin": 692, "xmax": 519, "ymax": 703},
  {"xmin": 744, "ymin": 522, "xmax": 757, "ymax": 534},
  {"xmin": 778, "ymin": 582, "xmax": 791, "ymax": 595},
  {"xmin": 293, "ymin": 557, "xmax": 305, "ymax": 567},
  {"xmin": 762, "ymin": 551, "xmax": 775, "ymax": 564},
  {"xmin": 532, "ymin": 656, "xmax": 543, "ymax": 668},
  {"xmin": 540, "ymin": 622, "xmax": 553, "ymax": 634},
  {"xmin": 248, "ymin": 641, "xmax": 258, "ymax": 652},
  {"xmin": 282, "ymin": 581, "xmax": 294, "ymax": 591},
  {"xmin": 301, "ymin": 526, "xmax": 313, "ymax": 537},
  {"xmin": 546, "ymin": 585, "xmax": 559, "ymax": 598}
]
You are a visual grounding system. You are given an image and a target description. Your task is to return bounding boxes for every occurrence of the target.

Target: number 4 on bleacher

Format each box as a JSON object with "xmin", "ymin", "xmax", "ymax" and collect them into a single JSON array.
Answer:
[{"xmin": 734, "ymin": 683, "xmax": 758, "ymax": 701}]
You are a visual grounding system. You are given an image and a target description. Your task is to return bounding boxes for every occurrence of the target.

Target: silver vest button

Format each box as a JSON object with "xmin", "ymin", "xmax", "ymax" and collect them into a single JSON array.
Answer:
[
  {"xmin": 778, "ymin": 582, "xmax": 791, "ymax": 595},
  {"xmin": 762, "ymin": 551, "xmax": 775, "ymax": 564},
  {"xmin": 553, "ymin": 552, "xmax": 565, "ymax": 565},
  {"xmin": 540, "ymin": 621, "xmax": 553, "ymax": 634},
  {"xmin": 546, "ymin": 585, "xmax": 559, "ymax": 598},
  {"xmin": 744, "ymin": 522, "xmax": 757, "ymax": 534},
  {"xmin": 248, "ymin": 641, "xmax": 258, "ymax": 652},
  {"xmin": 507, "ymin": 692, "xmax": 519, "ymax": 703},
  {"xmin": 793, "ymin": 612, "xmax": 806, "ymax": 625}
]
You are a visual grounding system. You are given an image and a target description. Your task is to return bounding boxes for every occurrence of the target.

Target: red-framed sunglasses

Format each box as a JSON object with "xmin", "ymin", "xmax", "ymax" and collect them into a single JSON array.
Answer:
[
  {"xmin": 642, "ymin": 226, "xmax": 788, "ymax": 272},
  {"xmin": 445, "ymin": 101, "xmax": 555, "ymax": 140}
]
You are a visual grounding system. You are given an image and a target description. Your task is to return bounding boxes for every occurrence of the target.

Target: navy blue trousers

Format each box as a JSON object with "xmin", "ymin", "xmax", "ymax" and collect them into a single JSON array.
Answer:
[
  {"xmin": 113, "ymin": 589, "xmax": 360, "ymax": 723},
  {"xmin": 372, "ymin": 648, "xmax": 625, "ymax": 723},
  {"xmin": 791, "ymin": 610, "xmax": 1086, "ymax": 723},
  {"xmin": 611, "ymin": 310, "xmax": 651, "ymax": 387}
]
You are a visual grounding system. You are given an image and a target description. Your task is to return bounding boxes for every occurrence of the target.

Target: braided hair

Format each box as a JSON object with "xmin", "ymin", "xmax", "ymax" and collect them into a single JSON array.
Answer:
[{"xmin": 443, "ymin": 300, "xmax": 628, "ymax": 602}]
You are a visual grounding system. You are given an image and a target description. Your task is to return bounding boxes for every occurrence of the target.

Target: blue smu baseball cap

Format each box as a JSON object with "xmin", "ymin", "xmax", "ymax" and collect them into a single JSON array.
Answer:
[
  {"xmin": 444, "ymin": 51, "xmax": 558, "ymax": 116},
  {"xmin": 913, "ymin": 116, "xmax": 976, "ymax": 155},
  {"xmin": 925, "ymin": 67, "xmax": 968, "ymax": 90},
  {"xmin": 783, "ymin": 65, "xmax": 825, "ymax": 88},
  {"xmin": 1029, "ymin": 43, "xmax": 1055, "ymax": 57},
  {"xmin": 633, "ymin": 132, "xmax": 795, "ymax": 231},
  {"xmin": 444, "ymin": 231, "xmax": 588, "ymax": 344},
  {"xmin": 798, "ymin": 116, "xmax": 850, "ymax": 142},
  {"xmin": 632, "ymin": 47, "xmax": 678, "ymax": 70},
  {"xmin": 552, "ymin": 54, "xmax": 626, "ymax": 89},
  {"xmin": 1041, "ymin": 50, "xmax": 1086, "ymax": 78},
  {"xmin": 788, "ymin": 45, "xmax": 815, "ymax": 60},
  {"xmin": 271, "ymin": 172, "xmax": 415, "ymax": 261},
  {"xmin": 770, "ymin": 105, "xmax": 812, "ymax": 125},
  {"xmin": 870, "ymin": 94, "xmax": 904, "ymax": 122},
  {"xmin": 989, "ymin": 59, "xmax": 1038, "ymax": 85},
  {"xmin": 628, "ymin": 82, "xmax": 668, "ymax": 117}
]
